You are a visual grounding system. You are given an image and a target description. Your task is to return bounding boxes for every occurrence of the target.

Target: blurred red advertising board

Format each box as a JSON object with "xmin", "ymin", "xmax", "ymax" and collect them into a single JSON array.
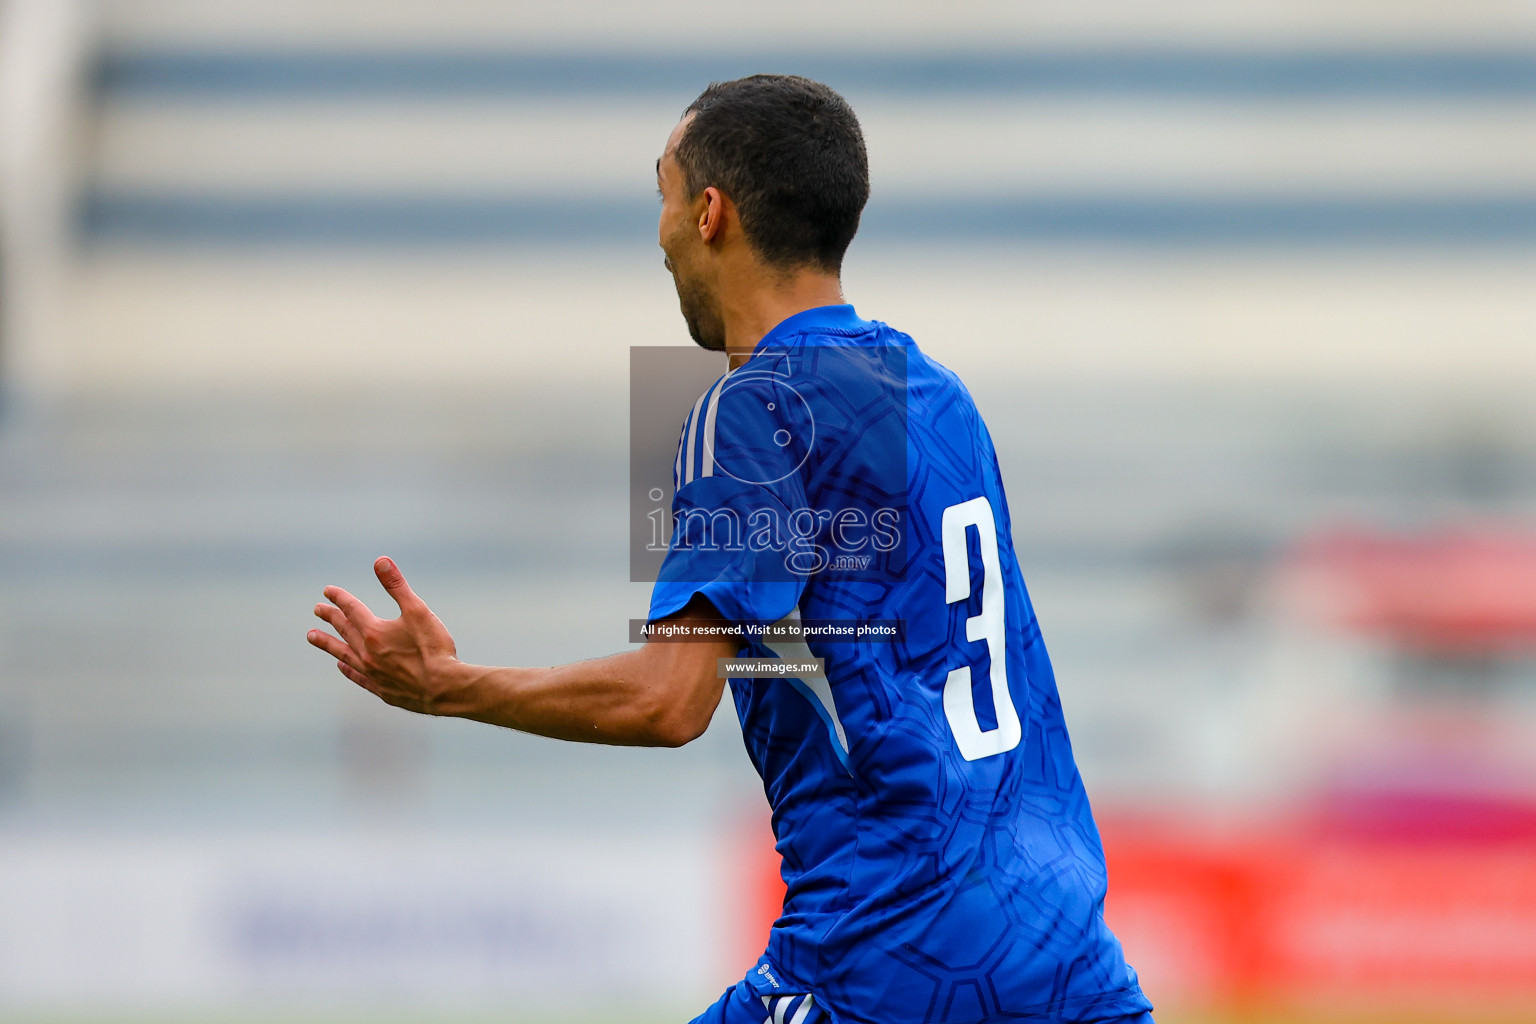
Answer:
[
  {"xmin": 1101, "ymin": 817, "xmax": 1536, "ymax": 1014},
  {"xmin": 740, "ymin": 813, "xmax": 1536, "ymax": 1014},
  {"xmin": 1286, "ymin": 526, "xmax": 1536, "ymax": 653}
]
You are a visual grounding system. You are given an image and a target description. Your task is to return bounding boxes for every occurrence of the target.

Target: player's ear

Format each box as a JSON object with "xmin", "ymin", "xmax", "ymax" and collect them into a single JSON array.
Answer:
[{"xmin": 698, "ymin": 186, "xmax": 725, "ymax": 244}]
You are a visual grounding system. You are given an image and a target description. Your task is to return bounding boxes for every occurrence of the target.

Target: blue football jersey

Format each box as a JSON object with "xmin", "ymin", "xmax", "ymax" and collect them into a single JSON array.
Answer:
[{"xmin": 648, "ymin": 305, "xmax": 1151, "ymax": 1024}]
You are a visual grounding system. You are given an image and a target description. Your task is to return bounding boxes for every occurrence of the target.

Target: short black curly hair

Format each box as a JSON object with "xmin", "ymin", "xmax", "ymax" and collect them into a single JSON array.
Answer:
[{"xmin": 676, "ymin": 75, "xmax": 869, "ymax": 273}]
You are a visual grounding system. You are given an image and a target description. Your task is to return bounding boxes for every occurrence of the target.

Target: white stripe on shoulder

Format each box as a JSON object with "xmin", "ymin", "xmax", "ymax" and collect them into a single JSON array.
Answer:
[
  {"xmin": 673, "ymin": 417, "xmax": 687, "ymax": 489},
  {"xmin": 773, "ymin": 995, "xmax": 793, "ymax": 1024},
  {"xmin": 681, "ymin": 384, "xmax": 711, "ymax": 486},
  {"xmin": 788, "ymin": 994, "xmax": 816, "ymax": 1024},
  {"xmin": 700, "ymin": 366, "xmax": 734, "ymax": 479}
]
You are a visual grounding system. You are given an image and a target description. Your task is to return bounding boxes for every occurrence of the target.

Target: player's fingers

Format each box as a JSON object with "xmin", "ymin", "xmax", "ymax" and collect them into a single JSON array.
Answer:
[
  {"xmin": 313, "ymin": 602, "xmax": 363, "ymax": 647},
  {"xmin": 322, "ymin": 586, "xmax": 379, "ymax": 632},
  {"xmin": 337, "ymin": 659, "xmax": 375, "ymax": 690},
  {"xmin": 374, "ymin": 556, "xmax": 426, "ymax": 614},
  {"xmin": 306, "ymin": 628, "xmax": 364, "ymax": 672}
]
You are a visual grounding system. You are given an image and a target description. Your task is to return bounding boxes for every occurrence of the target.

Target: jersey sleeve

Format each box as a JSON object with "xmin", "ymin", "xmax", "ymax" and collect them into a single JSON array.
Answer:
[{"xmin": 647, "ymin": 362, "xmax": 815, "ymax": 628}]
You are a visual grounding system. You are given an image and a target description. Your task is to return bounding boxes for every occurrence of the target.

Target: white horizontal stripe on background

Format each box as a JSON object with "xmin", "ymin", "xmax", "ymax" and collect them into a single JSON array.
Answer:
[
  {"xmin": 91, "ymin": 98, "xmax": 1536, "ymax": 197},
  {"xmin": 49, "ymin": 249, "xmax": 1536, "ymax": 395},
  {"xmin": 92, "ymin": 0, "xmax": 1536, "ymax": 50}
]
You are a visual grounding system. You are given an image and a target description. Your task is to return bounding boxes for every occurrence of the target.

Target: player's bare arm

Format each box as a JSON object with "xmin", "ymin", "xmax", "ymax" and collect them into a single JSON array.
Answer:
[{"xmin": 306, "ymin": 556, "xmax": 734, "ymax": 747}]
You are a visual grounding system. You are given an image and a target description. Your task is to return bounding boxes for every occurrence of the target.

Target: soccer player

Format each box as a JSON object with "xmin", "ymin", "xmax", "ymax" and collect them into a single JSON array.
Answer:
[{"xmin": 306, "ymin": 75, "xmax": 1153, "ymax": 1024}]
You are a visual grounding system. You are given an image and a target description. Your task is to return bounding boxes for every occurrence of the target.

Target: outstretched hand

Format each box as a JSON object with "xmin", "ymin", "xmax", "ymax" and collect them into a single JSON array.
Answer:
[{"xmin": 307, "ymin": 557, "xmax": 463, "ymax": 715}]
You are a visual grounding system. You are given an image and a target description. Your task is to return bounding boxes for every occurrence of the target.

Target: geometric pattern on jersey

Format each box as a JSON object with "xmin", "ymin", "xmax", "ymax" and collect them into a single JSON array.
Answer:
[{"xmin": 650, "ymin": 305, "xmax": 1153, "ymax": 1024}]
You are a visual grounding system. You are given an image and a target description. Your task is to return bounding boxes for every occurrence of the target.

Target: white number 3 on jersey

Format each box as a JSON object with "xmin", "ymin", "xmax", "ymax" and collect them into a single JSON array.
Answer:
[{"xmin": 940, "ymin": 497, "xmax": 1024, "ymax": 761}]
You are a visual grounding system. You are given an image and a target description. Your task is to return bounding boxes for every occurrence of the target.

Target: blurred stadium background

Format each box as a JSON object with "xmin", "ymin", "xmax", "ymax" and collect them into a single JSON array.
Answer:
[{"xmin": 2, "ymin": 1, "xmax": 1536, "ymax": 1021}]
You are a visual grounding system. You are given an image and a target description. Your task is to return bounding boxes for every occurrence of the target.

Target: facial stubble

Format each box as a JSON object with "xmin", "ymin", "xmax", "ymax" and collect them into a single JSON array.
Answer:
[{"xmin": 662, "ymin": 258, "xmax": 720, "ymax": 353}]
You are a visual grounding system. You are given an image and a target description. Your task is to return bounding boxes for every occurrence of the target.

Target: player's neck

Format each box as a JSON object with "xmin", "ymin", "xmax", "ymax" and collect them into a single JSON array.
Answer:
[{"xmin": 719, "ymin": 268, "xmax": 846, "ymax": 368}]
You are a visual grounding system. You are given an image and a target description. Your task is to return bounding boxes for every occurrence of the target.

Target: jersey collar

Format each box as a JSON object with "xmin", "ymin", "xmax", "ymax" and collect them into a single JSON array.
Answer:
[{"xmin": 752, "ymin": 304, "xmax": 873, "ymax": 354}]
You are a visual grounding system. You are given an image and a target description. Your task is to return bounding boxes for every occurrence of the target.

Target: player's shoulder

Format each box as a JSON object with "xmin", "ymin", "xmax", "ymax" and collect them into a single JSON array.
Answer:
[
  {"xmin": 679, "ymin": 359, "xmax": 799, "ymax": 433},
  {"xmin": 674, "ymin": 316, "xmax": 923, "ymax": 466},
  {"xmin": 673, "ymin": 359, "xmax": 814, "ymax": 489}
]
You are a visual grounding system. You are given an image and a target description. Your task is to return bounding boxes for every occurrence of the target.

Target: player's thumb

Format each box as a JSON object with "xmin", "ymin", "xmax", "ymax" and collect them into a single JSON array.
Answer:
[{"xmin": 374, "ymin": 556, "xmax": 423, "ymax": 613}]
